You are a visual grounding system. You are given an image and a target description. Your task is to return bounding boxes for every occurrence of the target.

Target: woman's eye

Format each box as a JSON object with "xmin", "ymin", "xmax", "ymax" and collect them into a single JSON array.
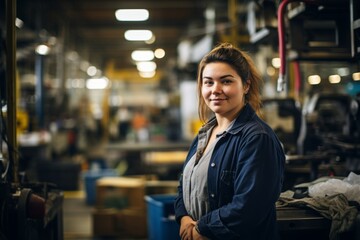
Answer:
[{"xmin": 223, "ymin": 79, "xmax": 232, "ymax": 84}]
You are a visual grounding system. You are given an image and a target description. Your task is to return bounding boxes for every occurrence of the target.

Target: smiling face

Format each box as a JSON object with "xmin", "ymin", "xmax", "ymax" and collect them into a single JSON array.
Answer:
[{"xmin": 201, "ymin": 62, "xmax": 249, "ymax": 120}]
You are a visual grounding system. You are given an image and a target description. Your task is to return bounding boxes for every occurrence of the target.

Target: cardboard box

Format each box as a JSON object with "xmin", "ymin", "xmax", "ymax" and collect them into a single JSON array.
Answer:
[
  {"xmin": 96, "ymin": 177, "xmax": 146, "ymax": 209},
  {"xmin": 92, "ymin": 208, "xmax": 147, "ymax": 238},
  {"xmin": 92, "ymin": 209, "xmax": 118, "ymax": 236},
  {"xmin": 95, "ymin": 177, "xmax": 178, "ymax": 210},
  {"xmin": 115, "ymin": 208, "xmax": 147, "ymax": 237},
  {"xmin": 93, "ymin": 176, "xmax": 178, "ymax": 238}
]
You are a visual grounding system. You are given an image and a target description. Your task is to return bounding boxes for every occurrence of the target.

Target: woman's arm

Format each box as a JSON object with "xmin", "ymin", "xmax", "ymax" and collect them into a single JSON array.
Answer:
[{"xmin": 197, "ymin": 133, "xmax": 285, "ymax": 239}]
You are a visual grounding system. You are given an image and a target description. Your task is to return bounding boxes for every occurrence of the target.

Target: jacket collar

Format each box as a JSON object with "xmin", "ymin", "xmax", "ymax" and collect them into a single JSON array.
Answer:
[{"xmin": 202, "ymin": 104, "xmax": 257, "ymax": 136}]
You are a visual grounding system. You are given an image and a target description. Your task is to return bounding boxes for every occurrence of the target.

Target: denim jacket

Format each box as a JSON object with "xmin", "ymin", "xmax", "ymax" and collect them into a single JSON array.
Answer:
[{"xmin": 175, "ymin": 104, "xmax": 285, "ymax": 240}]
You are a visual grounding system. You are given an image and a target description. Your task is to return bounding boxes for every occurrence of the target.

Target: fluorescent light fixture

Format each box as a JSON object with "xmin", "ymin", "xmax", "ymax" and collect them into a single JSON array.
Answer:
[
  {"xmin": 125, "ymin": 30, "xmax": 153, "ymax": 41},
  {"xmin": 136, "ymin": 61, "xmax": 157, "ymax": 72},
  {"xmin": 87, "ymin": 66, "xmax": 97, "ymax": 77},
  {"xmin": 86, "ymin": 77, "xmax": 109, "ymax": 89},
  {"xmin": 115, "ymin": 9, "xmax": 149, "ymax": 21},
  {"xmin": 35, "ymin": 44, "xmax": 50, "ymax": 55},
  {"xmin": 154, "ymin": 48, "xmax": 165, "ymax": 59},
  {"xmin": 328, "ymin": 74, "xmax": 341, "ymax": 84},
  {"xmin": 271, "ymin": 58, "xmax": 281, "ymax": 68},
  {"xmin": 307, "ymin": 75, "xmax": 321, "ymax": 85},
  {"xmin": 352, "ymin": 72, "xmax": 360, "ymax": 81},
  {"xmin": 131, "ymin": 50, "xmax": 154, "ymax": 61},
  {"xmin": 139, "ymin": 71, "xmax": 156, "ymax": 78}
]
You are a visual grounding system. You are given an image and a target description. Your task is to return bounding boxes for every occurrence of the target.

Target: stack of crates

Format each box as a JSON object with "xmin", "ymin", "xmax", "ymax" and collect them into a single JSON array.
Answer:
[
  {"xmin": 92, "ymin": 176, "xmax": 148, "ymax": 238},
  {"xmin": 89, "ymin": 174, "xmax": 179, "ymax": 239}
]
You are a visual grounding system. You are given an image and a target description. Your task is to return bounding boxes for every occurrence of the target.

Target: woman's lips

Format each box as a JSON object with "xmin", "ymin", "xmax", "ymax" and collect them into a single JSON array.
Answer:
[
  {"xmin": 210, "ymin": 98, "xmax": 226, "ymax": 101},
  {"xmin": 210, "ymin": 98, "xmax": 227, "ymax": 104}
]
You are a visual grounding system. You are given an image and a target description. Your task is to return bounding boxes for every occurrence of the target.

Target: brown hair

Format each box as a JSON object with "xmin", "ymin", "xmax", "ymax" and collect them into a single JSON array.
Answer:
[{"xmin": 197, "ymin": 43, "xmax": 263, "ymax": 123}]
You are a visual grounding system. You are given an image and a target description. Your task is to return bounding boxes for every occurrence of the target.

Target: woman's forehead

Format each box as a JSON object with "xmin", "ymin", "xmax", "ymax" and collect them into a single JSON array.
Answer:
[{"xmin": 202, "ymin": 62, "xmax": 239, "ymax": 77}]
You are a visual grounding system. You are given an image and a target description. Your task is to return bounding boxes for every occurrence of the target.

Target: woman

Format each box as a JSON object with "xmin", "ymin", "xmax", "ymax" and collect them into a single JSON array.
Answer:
[{"xmin": 174, "ymin": 43, "xmax": 285, "ymax": 240}]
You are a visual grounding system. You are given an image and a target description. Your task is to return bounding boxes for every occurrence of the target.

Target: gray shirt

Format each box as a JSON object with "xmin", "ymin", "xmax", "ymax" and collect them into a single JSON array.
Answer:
[{"xmin": 182, "ymin": 119, "xmax": 235, "ymax": 220}]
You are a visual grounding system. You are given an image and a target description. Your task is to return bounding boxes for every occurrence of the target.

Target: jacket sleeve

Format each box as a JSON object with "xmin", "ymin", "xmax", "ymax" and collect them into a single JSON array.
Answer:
[
  {"xmin": 174, "ymin": 173, "xmax": 188, "ymax": 224},
  {"xmin": 197, "ymin": 132, "xmax": 285, "ymax": 239},
  {"xmin": 174, "ymin": 138, "xmax": 198, "ymax": 224}
]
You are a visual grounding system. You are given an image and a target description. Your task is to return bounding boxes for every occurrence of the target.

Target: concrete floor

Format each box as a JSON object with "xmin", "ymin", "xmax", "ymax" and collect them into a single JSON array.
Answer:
[
  {"xmin": 63, "ymin": 191, "xmax": 148, "ymax": 240},
  {"xmin": 63, "ymin": 191, "xmax": 93, "ymax": 239},
  {"xmin": 60, "ymin": 141, "xmax": 167, "ymax": 240}
]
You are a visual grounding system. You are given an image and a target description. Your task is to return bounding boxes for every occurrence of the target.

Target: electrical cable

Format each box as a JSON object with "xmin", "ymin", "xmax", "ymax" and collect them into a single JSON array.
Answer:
[
  {"xmin": 276, "ymin": 0, "xmax": 319, "ymax": 92},
  {"xmin": 0, "ymin": 28, "xmax": 21, "ymax": 182}
]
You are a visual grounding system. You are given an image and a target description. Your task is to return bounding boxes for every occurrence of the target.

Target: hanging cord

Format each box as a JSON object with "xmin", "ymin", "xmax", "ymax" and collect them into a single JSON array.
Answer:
[{"xmin": 277, "ymin": 0, "xmax": 318, "ymax": 92}]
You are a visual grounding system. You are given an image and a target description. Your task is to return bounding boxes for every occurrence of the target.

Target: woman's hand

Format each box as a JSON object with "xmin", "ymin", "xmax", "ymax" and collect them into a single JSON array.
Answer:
[
  {"xmin": 192, "ymin": 224, "xmax": 209, "ymax": 240},
  {"xmin": 180, "ymin": 216, "xmax": 196, "ymax": 240}
]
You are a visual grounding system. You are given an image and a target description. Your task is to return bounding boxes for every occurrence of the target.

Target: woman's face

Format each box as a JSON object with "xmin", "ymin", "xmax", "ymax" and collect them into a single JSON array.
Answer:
[{"xmin": 201, "ymin": 62, "xmax": 248, "ymax": 119}]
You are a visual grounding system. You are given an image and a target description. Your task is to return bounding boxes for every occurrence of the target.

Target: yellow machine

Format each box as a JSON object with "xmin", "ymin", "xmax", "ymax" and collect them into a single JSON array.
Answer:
[{"xmin": 16, "ymin": 109, "xmax": 29, "ymax": 135}]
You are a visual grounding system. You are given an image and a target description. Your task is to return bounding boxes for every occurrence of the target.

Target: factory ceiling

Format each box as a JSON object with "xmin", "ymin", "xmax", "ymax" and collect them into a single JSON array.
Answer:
[{"xmin": 14, "ymin": 0, "xmax": 238, "ymax": 78}]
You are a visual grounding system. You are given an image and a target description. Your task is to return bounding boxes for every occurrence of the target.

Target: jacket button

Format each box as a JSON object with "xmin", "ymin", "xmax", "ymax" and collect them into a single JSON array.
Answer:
[
  {"xmin": 210, "ymin": 163, "xmax": 215, "ymax": 167},
  {"xmin": 210, "ymin": 193, "xmax": 215, "ymax": 198}
]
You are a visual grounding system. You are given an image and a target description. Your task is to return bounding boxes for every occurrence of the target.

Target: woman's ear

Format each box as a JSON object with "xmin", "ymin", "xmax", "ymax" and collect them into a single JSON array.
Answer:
[{"xmin": 244, "ymin": 80, "xmax": 251, "ymax": 94}]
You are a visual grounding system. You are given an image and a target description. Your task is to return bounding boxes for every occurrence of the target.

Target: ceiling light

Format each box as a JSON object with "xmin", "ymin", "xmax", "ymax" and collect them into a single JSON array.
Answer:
[
  {"xmin": 35, "ymin": 44, "xmax": 50, "ymax": 55},
  {"xmin": 154, "ymin": 48, "xmax": 165, "ymax": 59},
  {"xmin": 87, "ymin": 66, "xmax": 97, "ymax": 77},
  {"xmin": 131, "ymin": 50, "xmax": 154, "ymax": 61},
  {"xmin": 139, "ymin": 71, "xmax": 156, "ymax": 78},
  {"xmin": 328, "ymin": 74, "xmax": 341, "ymax": 84},
  {"xmin": 124, "ymin": 30, "xmax": 153, "ymax": 41},
  {"xmin": 307, "ymin": 75, "xmax": 321, "ymax": 85},
  {"xmin": 352, "ymin": 72, "xmax": 360, "ymax": 81},
  {"xmin": 86, "ymin": 77, "xmax": 109, "ymax": 90},
  {"xmin": 136, "ymin": 61, "xmax": 157, "ymax": 72},
  {"xmin": 115, "ymin": 9, "xmax": 149, "ymax": 21},
  {"xmin": 271, "ymin": 58, "xmax": 281, "ymax": 68},
  {"xmin": 15, "ymin": 18, "xmax": 24, "ymax": 28}
]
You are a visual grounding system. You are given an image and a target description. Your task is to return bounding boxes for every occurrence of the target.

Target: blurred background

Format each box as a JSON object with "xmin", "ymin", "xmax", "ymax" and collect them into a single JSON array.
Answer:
[{"xmin": 0, "ymin": 0, "xmax": 360, "ymax": 239}]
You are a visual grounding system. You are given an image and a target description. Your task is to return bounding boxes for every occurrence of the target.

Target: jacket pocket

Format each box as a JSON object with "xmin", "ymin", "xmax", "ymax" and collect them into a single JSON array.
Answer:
[{"xmin": 219, "ymin": 170, "xmax": 235, "ymax": 204}]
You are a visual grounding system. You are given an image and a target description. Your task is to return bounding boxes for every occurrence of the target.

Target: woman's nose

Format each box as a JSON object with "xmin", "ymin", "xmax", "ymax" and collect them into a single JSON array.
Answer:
[{"xmin": 212, "ymin": 82, "xmax": 222, "ymax": 93}]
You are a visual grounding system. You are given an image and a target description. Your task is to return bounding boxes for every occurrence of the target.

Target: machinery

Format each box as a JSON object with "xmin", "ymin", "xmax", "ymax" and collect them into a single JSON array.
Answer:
[
  {"xmin": 0, "ymin": 182, "xmax": 63, "ymax": 240},
  {"xmin": 0, "ymin": 1, "xmax": 64, "ymax": 239},
  {"xmin": 297, "ymin": 93, "xmax": 360, "ymax": 175}
]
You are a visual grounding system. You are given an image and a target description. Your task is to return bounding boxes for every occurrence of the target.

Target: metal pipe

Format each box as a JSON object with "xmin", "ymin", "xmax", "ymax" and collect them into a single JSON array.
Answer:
[
  {"xmin": 277, "ymin": 0, "xmax": 318, "ymax": 92},
  {"xmin": 35, "ymin": 54, "xmax": 45, "ymax": 129},
  {"xmin": 5, "ymin": 0, "xmax": 18, "ymax": 183},
  {"xmin": 276, "ymin": 0, "xmax": 290, "ymax": 92}
]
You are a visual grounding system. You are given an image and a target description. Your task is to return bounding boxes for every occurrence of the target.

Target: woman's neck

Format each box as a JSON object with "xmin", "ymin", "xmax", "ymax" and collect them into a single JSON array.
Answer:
[{"xmin": 215, "ymin": 107, "xmax": 243, "ymax": 130}]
